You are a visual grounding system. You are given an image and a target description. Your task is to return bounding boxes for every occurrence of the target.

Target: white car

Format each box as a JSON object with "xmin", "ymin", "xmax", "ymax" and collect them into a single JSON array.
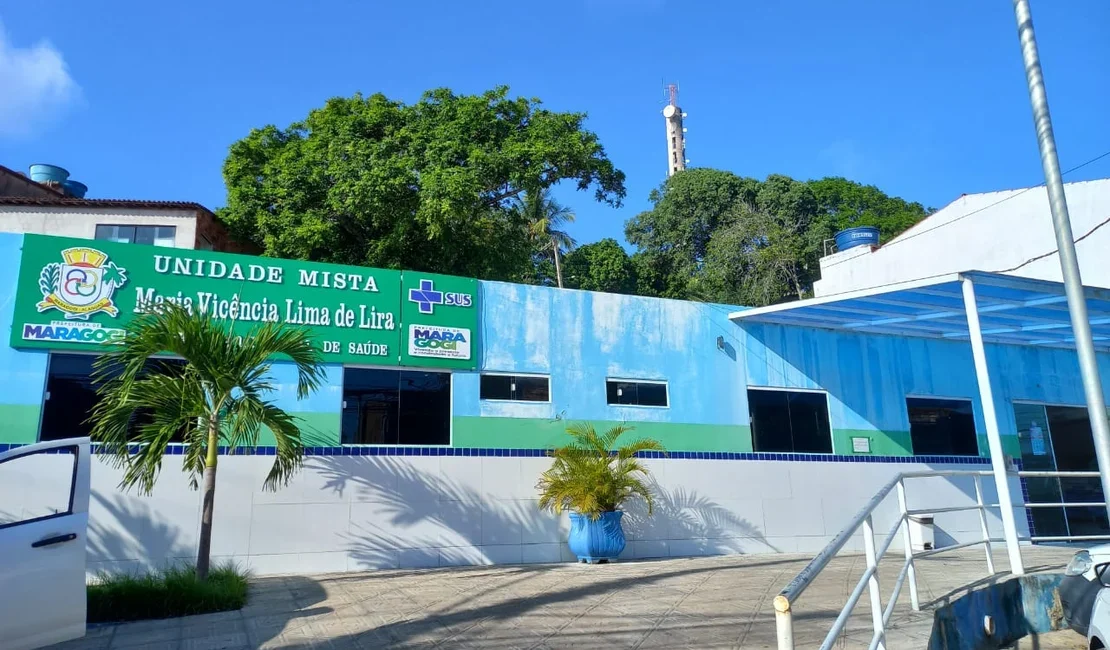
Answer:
[{"xmin": 0, "ymin": 438, "xmax": 91, "ymax": 650}]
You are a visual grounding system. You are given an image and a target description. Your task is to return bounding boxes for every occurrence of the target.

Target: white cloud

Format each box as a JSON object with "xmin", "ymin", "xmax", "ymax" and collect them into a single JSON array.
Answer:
[{"xmin": 0, "ymin": 21, "xmax": 80, "ymax": 137}]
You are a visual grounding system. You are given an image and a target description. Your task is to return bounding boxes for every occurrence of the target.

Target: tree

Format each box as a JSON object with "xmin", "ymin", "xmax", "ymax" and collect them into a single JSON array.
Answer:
[
  {"xmin": 89, "ymin": 305, "xmax": 326, "ymax": 579},
  {"xmin": 625, "ymin": 168, "xmax": 758, "ymax": 301},
  {"xmin": 563, "ymin": 238, "xmax": 636, "ymax": 294},
  {"xmin": 702, "ymin": 175, "xmax": 832, "ymax": 305},
  {"xmin": 631, "ymin": 250, "xmax": 689, "ymax": 299},
  {"xmin": 809, "ymin": 177, "xmax": 931, "ymax": 242},
  {"xmin": 220, "ymin": 86, "xmax": 625, "ymax": 281},
  {"xmin": 625, "ymin": 168, "xmax": 757, "ymax": 290},
  {"xmin": 514, "ymin": 189, "xmax": 577, "ymax": 288},
  {"xmin": 626, "ymin": 169, "xmax": 926, "ymax": 306}
]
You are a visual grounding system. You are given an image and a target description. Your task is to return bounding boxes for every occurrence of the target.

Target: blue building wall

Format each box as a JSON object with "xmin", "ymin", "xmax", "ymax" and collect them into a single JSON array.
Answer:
[
  {"xmin": 452, "ymin": 281, "xmax": 749, "ymax": 450},
  {"xmin": 739, "ymin": 321, "xmax": 1110, "ymax": 456},
  {"xmin": 465, "ymin": 281, "xmax": 1110, "ymax": 457},
  {"xmin": 2, "ymin": 230, "xmax": 1108, "ymax": 459},
  {"xmin": 0, "ymin": 233, "xmax": 50, "ymax": 443}
]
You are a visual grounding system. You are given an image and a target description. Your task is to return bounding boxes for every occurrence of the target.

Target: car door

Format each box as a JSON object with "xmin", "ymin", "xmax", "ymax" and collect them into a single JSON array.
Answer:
[{"xmin": 0, "ymin": 437, "xmax": 90, "ymax": 650}]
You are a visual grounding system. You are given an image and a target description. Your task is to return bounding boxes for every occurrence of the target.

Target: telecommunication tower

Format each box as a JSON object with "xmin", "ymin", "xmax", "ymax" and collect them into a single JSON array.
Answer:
[{"xmin": 663, "ymin": 84, "xmax": 687, "ymax": 177}]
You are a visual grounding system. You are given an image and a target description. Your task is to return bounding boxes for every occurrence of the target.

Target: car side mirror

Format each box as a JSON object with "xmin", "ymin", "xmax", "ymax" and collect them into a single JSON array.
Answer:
[{"xmin": 1096, "ymin": 562, "xmax": 1110, "ymax": 587}]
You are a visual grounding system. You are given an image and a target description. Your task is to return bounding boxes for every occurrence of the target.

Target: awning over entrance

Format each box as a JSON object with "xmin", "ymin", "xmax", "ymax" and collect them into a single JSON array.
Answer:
[
  {"xmin": 729, "ymin": 270, "xmax": 1110, "ymax": 575},
  {"xmin": 728, "ymin": 271, "xmax": 1110, "ymax": 352}
]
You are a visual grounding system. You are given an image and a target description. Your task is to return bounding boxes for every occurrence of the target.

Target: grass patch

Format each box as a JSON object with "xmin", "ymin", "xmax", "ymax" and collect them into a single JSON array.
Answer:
[{"xmin": 87, "ymin": 563, "xmax": 250, "ymax": 623}]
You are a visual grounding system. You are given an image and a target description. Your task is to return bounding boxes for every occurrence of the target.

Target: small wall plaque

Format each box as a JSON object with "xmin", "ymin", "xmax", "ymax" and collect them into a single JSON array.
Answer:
[{"xmin": 851, "ymin": 437, "xmax": 871, "ymax": 454}]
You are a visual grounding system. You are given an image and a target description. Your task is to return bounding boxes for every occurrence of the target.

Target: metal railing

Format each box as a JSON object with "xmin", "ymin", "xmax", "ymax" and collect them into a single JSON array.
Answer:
[{"xmin": 773, "ymin": 469, "xmax": 1110, "ymax": 650}]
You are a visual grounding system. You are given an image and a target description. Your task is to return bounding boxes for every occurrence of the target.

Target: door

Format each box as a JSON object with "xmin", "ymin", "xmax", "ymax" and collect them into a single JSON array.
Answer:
[
  {"xmin": 1047, "ymin": 406, "xmax": 1110, "ymax": 536},
  {"xmin": 0, "ymin": 438, "xmax": 91, "ymax": 650},
  {"xmin": 1015, "ymin": 402, "xmax": 1110, "ymax": 540},
  {"xmin": 1015, "ymin": 403, "xmax": 1070, "ymax": 538}
]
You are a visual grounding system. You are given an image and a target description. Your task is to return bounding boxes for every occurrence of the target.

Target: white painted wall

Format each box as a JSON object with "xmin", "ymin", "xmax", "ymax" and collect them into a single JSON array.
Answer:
[
  {"xmin": 815, "ymin": 178, "xmax": 1110, "ymax": 296},
  {"xmin": 64, "ymin": 455, "xmax": 1023, "ymax": 576},
  {"xmin": 0, "ymin": 207, "xmax": 198, "ymax": 248}
]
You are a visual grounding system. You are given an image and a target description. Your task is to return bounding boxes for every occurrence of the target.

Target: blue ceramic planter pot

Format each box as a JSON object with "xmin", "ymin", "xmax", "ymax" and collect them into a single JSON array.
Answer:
[{"xmin": 567, "ymin": 511, "xmax": 626, "ymax": 563}]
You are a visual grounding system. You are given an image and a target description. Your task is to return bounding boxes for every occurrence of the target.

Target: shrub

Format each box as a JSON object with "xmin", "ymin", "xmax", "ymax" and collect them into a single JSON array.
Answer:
[
  {"xmin": 536, "ymin": 422, "xmax": 664, "ymax": 519},
  {"xmin": 87, "ymin": 563, "xmax": 249, "ymax": 623}
]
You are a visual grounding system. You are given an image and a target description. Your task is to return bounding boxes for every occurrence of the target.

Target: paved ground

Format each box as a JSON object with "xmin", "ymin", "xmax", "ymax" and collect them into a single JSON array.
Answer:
[{"xmin": 53, "ymin": 546, "xmax": 1081, "ymax": 650}]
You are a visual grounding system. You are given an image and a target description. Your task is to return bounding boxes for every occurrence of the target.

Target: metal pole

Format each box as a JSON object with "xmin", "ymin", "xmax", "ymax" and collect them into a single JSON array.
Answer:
[
  {"xmin": 862, "ymin": 514, "xmax": 886, "ymax": 650},
  {"xmin": 963, "ymin": 278, "xmax": 1025, "ymax": 575},
  {"xmin": 896, "ymin": 480, "xmax": 920, "ymax": 610},
  {"xmin": 1012, "ymin": 0, "xmax": 1110, "ymax": 526},
  {"xmin": 773, "ymin": 596, "xmax": 795, "ymax": 650},
  {"xmin": 974, "ymin": 474, "xmax": 996, "ymax": 575}
]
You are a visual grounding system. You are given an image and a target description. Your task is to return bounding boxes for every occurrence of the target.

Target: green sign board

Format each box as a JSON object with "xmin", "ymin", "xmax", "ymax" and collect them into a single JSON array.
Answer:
[{"xmin": 10, "ymin": 234, "xmax": 479, "ymax": 369}]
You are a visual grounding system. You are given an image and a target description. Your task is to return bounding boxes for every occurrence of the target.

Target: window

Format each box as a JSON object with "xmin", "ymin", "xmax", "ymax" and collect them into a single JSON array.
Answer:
[
  {"xmin": 606, "ymin": 380, "xmax": 668, "ymax": 407},
  {"xmin": 41, "ymin": 353, "xmax": 188, "ymax": 442},
  {"xmin": 907, "ymin": 398, "xmax": 978, "ymax": 456},
  {"xmin": 748, "ymin": 388, "xmax": 832, "ymax": 453},
  {"xmin": 342, "ymin": 368, "xmax": 451, "ymax": 445},
  {"xmin": 95, "ymin": 225, "xmax": 176, "ymax": 247},
  {"xmin": 480, "ymin": 374, "xmax": 549, "ymax": 402},
  {"xmin": 0, "ymin": 446, "xmax": 77, "ymax": 529}
]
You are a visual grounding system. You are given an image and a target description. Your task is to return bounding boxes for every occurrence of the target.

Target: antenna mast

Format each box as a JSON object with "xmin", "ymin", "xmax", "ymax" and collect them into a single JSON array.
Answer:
[{"xmin": 662, "ymin": 83, "xmax": 687, "ymax": 177}]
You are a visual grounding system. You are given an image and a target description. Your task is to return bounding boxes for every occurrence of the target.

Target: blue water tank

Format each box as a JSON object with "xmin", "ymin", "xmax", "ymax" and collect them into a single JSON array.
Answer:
[
  {"xmin": 28, "ymin": 164, "xmax": 69, "ymax": 184},
  {"xmin": 834, "ymin": 226, "xmax": 880, "ymax": 251},
  {"xmin": 62, "ymin": 180, "xmax": 87, "ymax": 198}
]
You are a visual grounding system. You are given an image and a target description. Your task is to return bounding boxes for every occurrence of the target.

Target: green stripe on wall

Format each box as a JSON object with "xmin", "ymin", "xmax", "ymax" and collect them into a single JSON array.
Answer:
[
  {"xmin": 831, "ymin": 429, "xmax": 913, "ymax": 456},
  {"xmin": 452, "ymin": 416, "xmax": 753, "ymax": 452},
  {"xmin": 981, "ymin": 433, "xmax": 1021, "ymax": 459},
  {"xmin": 0, "ymin": 404, "xmax": 42, "ymax": 444}
]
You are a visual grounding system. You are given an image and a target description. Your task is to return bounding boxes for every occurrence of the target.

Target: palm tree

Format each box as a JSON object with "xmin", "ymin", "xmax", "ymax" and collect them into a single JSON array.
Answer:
[
  {"xmin": 515, "ymin": 189, "xmax": 577, "ymax": 288},
  {"xmin": 537, "ymin": 423, "xmax": 665, "ymax": 519},
  {"xmin": 90, "ymin": 303, "xmax": 326, "ymax": 579}
]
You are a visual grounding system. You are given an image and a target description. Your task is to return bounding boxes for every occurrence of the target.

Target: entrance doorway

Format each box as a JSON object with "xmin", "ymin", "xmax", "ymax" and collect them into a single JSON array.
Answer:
[
  {"xmin": 1014, "ymin": 402, "xmax": 1110, "ymax": 539},
  {"xmin": 340, "ymin": 368, "xmax": 451, "ymax": 446}
]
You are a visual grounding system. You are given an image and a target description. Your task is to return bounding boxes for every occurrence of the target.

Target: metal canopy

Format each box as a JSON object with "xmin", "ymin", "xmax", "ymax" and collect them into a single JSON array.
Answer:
[{"xmin": 728, "ymin": 271, "xmax": 1110, "ymax": 352}]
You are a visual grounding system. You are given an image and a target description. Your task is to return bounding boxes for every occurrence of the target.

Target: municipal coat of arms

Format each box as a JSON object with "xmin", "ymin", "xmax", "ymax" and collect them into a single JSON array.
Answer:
[{"xmin": 37, "ymin": 247, "xmax": 128, "ymax": 320}]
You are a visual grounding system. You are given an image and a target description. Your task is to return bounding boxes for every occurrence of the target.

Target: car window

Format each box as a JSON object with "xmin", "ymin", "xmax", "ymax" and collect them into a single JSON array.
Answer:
[{"xmin": 0, "ymin": 448, "xmax": 77, "ymax": 528}]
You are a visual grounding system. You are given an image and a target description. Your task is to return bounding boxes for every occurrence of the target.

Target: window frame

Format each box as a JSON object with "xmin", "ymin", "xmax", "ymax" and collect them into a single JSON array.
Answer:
[
  {"xmin": 340, "ymin": 364, "xmax": 453, "ymax": 447},
  {"xmin": 0, "ymin": 444, "xmax": 79, "ymax": 531},
  {"xmin": 747, "ymin": 385, "xmax": 834, "ymax": 454},
  {"xmin": 905, "ymin": 395, "xmax": 979, "ymax": 457},
  {"xmin": 605, "ymin": 378, "xmax": 669, "ymax": 409},
  {"xmin": 479, "ymin": 372, "xmax": 552, "ymax": 404},
  {"xmin": 95, "ymin": 224, "xmax": 177, "ymax": 247}
]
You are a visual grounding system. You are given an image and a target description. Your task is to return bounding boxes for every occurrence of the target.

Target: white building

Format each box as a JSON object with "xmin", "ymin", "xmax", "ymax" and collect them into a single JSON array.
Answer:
[
  {"xmin": 815, "ymin": 178, "xmax": 1110, "ymax": 297},
  {"xmin": 0, "ymin": 163, "xmax": 250, "ymax": 253}
]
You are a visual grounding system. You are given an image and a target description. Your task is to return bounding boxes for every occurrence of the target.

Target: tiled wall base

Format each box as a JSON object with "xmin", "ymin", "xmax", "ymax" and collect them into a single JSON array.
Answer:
[{"xmin": 7, "ymin": 452, "xmax": 1026, "ymax": 577}]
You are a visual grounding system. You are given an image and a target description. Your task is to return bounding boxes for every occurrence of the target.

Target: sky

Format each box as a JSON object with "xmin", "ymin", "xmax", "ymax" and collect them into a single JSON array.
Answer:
[{"xmin": 1, "ymin": 0, "xmax": 1109, "ymax": 249}]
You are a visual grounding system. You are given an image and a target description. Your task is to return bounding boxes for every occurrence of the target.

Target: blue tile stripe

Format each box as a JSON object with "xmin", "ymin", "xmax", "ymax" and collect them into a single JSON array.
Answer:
[
  {"xmin": 1013, "ymin": 458, "xmax": 1039, "ymax": 539},
  {"xmin": 0, "ymin": 442, "xmax": 992, "ymax": 465}
]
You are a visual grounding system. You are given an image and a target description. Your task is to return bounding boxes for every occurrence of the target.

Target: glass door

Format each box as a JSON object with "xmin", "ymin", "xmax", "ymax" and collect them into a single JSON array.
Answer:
[
  {"xmin": 1014, "ymin": 403, "xmax": 1069, "ymax": 538},
  {"xmin": 1046, "ymin": 406, "xmax": 1109, "ymax": 536},
  {"xmin": 1014, "ymin": 402, "xmax": 1110, "ymax": 540}
]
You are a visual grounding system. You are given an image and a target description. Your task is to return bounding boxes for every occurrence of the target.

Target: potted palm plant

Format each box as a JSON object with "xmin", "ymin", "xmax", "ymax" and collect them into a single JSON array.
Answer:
[{"xmin": 537, "ymin": 423, "xmax": 665, "ymax": 563}]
